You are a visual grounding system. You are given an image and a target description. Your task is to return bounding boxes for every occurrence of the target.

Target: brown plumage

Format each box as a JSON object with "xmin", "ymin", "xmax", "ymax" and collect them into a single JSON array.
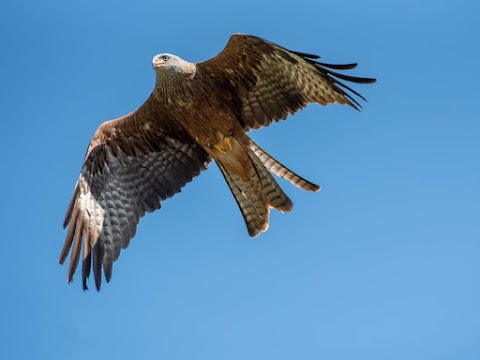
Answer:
[{"xmin": 60, "ymin": 33, "xmax": 376, "ymax": 290}]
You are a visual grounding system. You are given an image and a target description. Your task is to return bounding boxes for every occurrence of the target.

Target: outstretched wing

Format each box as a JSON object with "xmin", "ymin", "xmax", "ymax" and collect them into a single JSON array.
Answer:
[
  {"xmin": 60, "ymin": 96, "xmax": 210, "ymax": 290},
  {"xmin": 197, "ymin": 34, "xmax": 376, "ymax": 131}
]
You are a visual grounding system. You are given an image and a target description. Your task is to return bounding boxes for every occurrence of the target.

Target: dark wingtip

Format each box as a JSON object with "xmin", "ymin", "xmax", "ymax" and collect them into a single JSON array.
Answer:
[
  {"xmin": 63, "ymin": 186, "xmax": 80, "ymax": 228},
  {"xmin": 294, "ymin": 50, "xmax": 376, "ymax": 107},
  {"xmin": 292, "ymin": 50, "xmax": 321, "ymax": 59},
  {"xmin": 317, "ymin": 61, "xmax": 358, "ymax": 70},
  {"xmin": 322, "ymin": 67, "xmax": 376, "ymax": 85},
  {"xmin": 83, "ymin": 276, "xmax": 89, "ymax": 291},
  {"xmin": 95, "ymin": 276, "xmax": 102, "ymax": 291},
  {"xmin": 317, "ymin": 64, "xmax": 376, "ymax": 110}
]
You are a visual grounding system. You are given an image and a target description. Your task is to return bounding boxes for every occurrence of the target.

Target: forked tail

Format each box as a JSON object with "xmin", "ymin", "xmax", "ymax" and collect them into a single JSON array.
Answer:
[{"xmin": 217, "ymin": 139, "xmax": 319, "ymax": 237}]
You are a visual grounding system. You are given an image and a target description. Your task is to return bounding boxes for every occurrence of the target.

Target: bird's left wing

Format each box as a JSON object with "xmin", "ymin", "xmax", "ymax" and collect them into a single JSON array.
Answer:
[
  {"xmin": 197, "ymin": 34, "xmax": 376, "ymax": 131},
  {"xmin": 60, "ymin": 97, "xmax": 210, "ymax": 290}
]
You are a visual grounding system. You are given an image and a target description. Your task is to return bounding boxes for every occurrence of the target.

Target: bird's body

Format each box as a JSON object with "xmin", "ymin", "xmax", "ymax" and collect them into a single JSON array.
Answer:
[{"xmin": 60, "ymin": 34, "xmax": 376, "ymax": 290}]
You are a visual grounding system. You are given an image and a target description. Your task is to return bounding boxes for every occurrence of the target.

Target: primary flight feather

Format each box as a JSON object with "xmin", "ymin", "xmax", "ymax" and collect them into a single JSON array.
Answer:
[{"xmin": 60, "ymin": 34, "xmax": 376, "ymax": 290}]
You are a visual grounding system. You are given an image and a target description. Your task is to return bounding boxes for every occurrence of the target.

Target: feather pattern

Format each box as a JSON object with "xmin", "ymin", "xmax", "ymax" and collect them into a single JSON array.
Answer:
[
  {"xmin": 216, "ymin": 146, "xmax": 293, "ymax": 237},
  {"xmin": 60, "ymin": 97, "xmax": 210, "ymax": 290},
  {"xmin": 61, "ymin": 33, "xmax": 375, "ymax": 290},
  {"xmin": 248, "ymin": 140, "xmax": 320, "ymax": 192},
  {"xmin": 198, "ymin": 34, "xmax": 376, "ymax": 130}
]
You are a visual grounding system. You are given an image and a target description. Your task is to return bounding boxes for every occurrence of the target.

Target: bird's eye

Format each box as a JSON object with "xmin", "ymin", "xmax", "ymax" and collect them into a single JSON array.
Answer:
[{"xmin": 162, "ymin": 55, "xmax": 169, "ymax": 61}]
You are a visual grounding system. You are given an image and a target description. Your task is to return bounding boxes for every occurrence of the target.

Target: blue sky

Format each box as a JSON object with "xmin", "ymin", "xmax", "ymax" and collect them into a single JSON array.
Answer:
[{"xmin": 1, "ymin": 0, "xmax": 479, "ymax": 359}]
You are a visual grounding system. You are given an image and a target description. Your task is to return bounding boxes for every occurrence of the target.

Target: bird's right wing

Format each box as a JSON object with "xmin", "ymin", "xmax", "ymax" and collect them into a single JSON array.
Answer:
[{"xmin": 60, "ymin": 96, "xmax": 211, "ymax": 290}]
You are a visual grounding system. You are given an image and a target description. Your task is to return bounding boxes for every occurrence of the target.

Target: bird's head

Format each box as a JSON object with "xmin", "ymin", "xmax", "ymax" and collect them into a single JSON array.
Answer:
[{"xmin": 152, "ymin": 53, "xmax": 196, "ymax": 78}]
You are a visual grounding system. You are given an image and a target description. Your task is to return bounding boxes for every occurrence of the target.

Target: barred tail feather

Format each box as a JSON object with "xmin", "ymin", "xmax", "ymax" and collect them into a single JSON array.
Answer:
[
  {"xmin": 249, "ymin": 140, "xmax": 320, "ymax": 192},
  {"xmin": 216, "ymin": 145, "xmax": 295, "ymax": 237},
  {"xmin": 217, "ymin": 161, "xmax": 268, "ymax": 237},
  {"xmin": 247, "ymin": 148, "xmax": 293, "ymax": 213}
]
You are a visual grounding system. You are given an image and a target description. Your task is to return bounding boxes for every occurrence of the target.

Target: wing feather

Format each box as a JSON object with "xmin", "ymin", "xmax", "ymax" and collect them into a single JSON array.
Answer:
[
  {"xmin": 61, "ymin": 97, "xmax": 210, "ymax": 290},
  {"xmin": 197, "ymin": 34, "xmax": 376, "ymax": 131}
]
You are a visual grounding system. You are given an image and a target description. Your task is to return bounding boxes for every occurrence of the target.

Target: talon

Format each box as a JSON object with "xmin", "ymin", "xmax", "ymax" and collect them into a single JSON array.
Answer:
[
  {"xmin": 224, "ymin": 136, "xmax": 233, "ymax": 151},
  {"xmin": 214, "ymin": 144, "xmax": 227, "ymax": 154}
]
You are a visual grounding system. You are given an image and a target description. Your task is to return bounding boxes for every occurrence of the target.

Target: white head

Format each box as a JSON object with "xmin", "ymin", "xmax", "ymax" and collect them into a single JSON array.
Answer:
[{"xmin": 152, "ymin": 53, "xmax": 196, "ymax": 78}]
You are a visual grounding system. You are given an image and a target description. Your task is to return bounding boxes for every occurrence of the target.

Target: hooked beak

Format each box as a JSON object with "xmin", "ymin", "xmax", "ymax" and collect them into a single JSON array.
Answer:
[{"xmin": 152, "ymin": 58, "xmax": 163, "ymax": 69}]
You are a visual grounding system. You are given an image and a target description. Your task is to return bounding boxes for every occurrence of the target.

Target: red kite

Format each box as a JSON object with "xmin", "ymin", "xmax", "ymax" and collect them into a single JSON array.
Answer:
[{"xmin": 60, "ymin": 34, "xmax": 376, "ymax": 290}]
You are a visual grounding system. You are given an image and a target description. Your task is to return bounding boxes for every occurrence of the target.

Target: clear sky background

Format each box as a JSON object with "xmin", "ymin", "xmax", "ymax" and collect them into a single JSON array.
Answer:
[{"xmin": 1, "ymin": 0, "xmax": 479, "ymax": 359}]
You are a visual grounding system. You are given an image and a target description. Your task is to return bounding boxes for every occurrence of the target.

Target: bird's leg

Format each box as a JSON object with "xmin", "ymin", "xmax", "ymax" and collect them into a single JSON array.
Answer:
[
  {"xmin": 223, "ymin": 129, "xmax": 234, "ymax": 151},
  {"xmin": 213, "ymin": 130, "xmax": 234, "ymax": 154}
]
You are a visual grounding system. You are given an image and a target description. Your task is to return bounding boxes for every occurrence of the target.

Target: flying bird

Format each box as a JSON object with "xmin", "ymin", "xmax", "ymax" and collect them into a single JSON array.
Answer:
[{"xmin": 60, "ymin": 34, "xmax": 376, "ymax": 290}]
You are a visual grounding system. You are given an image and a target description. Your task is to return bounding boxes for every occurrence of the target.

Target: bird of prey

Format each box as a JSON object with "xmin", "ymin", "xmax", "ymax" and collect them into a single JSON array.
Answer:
[{"xmin": 60, "ymin": 34, "xmax": 376, "ymax": 290}]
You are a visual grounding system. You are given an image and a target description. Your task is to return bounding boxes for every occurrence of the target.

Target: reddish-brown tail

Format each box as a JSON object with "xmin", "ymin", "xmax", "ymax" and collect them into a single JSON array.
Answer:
[{"xmin": 217, "ymin": 140, "xmax": 319, "ymax": 237}]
